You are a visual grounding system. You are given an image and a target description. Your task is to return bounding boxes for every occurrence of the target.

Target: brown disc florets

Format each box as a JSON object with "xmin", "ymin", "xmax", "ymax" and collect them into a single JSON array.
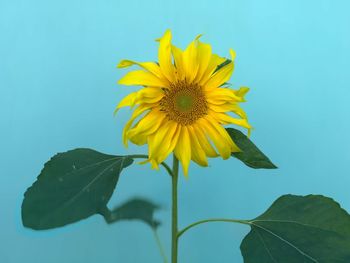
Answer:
[{"xmin": 159, "ymin": 80, "xmax": 208, "ymax": 125}]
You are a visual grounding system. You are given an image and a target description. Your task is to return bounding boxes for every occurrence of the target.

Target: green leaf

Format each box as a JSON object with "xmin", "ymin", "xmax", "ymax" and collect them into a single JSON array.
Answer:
[
  {"xmin": 226, "ymin": 128, "xmax": 277, "ymax": 169},
  {"xmin": 22, "ymin": 148, "xmax": 133, "ymax": 230},
  {"xmin": 100, "ymin": 198, "xmax": 161, "ymax": 228},
  {"xmin": 241, "ymin": 194, "xmax": 350, "ymax": 262}
]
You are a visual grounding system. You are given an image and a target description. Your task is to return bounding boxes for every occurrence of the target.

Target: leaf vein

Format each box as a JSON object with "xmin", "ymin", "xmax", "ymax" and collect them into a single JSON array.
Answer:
[
  {"xmin": 254, "ymin": 227, "xmax": 279, "ymax": 263},
  {"xmin": 252, "ymin": 219, "xmax": 337, "ymax": 234},
  {"xmin": 39, "ymin": 158, "xmax": 123, "ymax": 225},
  {"xmin": 251, "ymin": 222, "xmax": 319, "ymax": 262}
]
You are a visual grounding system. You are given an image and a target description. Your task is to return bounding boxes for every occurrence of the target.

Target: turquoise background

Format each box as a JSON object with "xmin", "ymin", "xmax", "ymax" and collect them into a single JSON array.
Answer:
[{"xmin": 1, "ymin": 0, "xmax": 350, "ymax": 262}]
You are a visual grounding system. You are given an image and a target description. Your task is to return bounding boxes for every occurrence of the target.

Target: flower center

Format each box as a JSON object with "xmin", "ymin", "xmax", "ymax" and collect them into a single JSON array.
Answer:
[
  {"xmin": 175, "ymin": 94, "xmax": 194, "ymax": 112},
  {"xmin": 160, "ymin": 80, "xmax": 208, "ymax": 125}
]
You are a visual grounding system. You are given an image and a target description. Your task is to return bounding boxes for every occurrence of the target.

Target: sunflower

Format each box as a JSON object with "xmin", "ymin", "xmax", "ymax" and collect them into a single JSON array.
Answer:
[{"xmin": 116, "ymin": 30, "xmax": 251, "ymax": 176}]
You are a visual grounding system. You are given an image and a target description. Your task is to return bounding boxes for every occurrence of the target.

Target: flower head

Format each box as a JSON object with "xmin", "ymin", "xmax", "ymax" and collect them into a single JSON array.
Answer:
[{"xmin": 116, "ymin": 30, "xmax": 251, "ymax": 176}]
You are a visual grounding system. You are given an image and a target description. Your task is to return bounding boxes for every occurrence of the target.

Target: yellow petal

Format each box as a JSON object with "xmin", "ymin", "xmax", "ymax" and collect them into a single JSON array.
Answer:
[
  {"xmin": 165, "ymin": 124, "xmax": 181, "ymax": 158},
  {"xmin": 150, "ymin": 159, "xmax": 160, "ymax": 170},
  {"xmin": 114, "ymin": 92, "xmax": 138, "ymax": 115},
  {"xmin": 187, "ymin": 126, "xmax": 208, "ymax": 166},
  {"xmin": 202, "ymin": 49, "xmax": 236, "ymax": 90},
  {"xmin": 182, "ymin": 39, "xmax": 199, "ymax": 83},
  {"xmin": 207, "ymin": 115, "xmax": 241, "ymax": 154},
  {"xmin": 118, "ymin": 70, "xmax": 167, "ymax": 87},
  {"xmin": 208, "ymin": 103, "xmax": 248, "ymax": 119},
  {"xmin": 192, "ymin": 123, "xmax": 218, "ymax": 157},
  {"xmin": 148, "ymin": 121, "xmax": 179, "ymax": 164},
  {"xmin": 199, "ymin": 54, "xmax": 226, "ymax": 86},
  {"xmin": 210, "ymin": 111, "xmax": 251, "ymax": 130},
  {"xmin": 147, "ymin": 124, "xmax": 181, "ymax": 169},
  {"xmin": 171, "ymin": 45, "xmax": 185, "ymax": 81},
  {"xmin": 206, "ymin": 87, "xmax": 244, "ymax": 102},
  {"xmin": 198, "ymin": 118, "xmax": 230, "ymax": 158},
  {"xmin": 137, "ymin": 87, "xmax": 164, "ymax": 102},
  {"xmin": 229, "ymin": 49, "xmax": 236, "ymax": 61},
  {"xmin": 127, "ymin": 110, "xmax": 165, "ymax": 143},
  {"xmin": 128, "ymin": 111, "xmax": 165, "ymax": 146},
  {"xmin": 174, "ymin": 126, "xmax": 191, "ymax": 176},
  {"xmin": 194, "ymin": 41, "xmax": 212, "ymax": 83},
  {"xmin": 234, "ymin": 86, "xmax": 250, "ymax": 101},
  {"xmin": 117, "ymin": 60, "xmax": 167, "ymax": 82},
  {"xmin": 122, "ymin": 105, "xmax": 150, "ymax": 146},
  {"xmin": 199, "ymin": 116, "xmax": 240, "ymax": 158},
  {"xmin": 114, "ymin": 87, "xmax": 164, "ymax": 115},
  {"xmin": 158, "ymin": 30, "xmax": 175, "ymax": 82},
  {"xmin": 203, "ymin": 61, "xmax": 233, "ymax": 90}
]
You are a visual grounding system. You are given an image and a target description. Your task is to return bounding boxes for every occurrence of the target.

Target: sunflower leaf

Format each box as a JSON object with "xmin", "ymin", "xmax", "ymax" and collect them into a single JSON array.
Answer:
[
  {"xmin": 226, "ymin": 128, "xmax": 277, "ymax": 169},
  {"xmin": 241, "ymin": 194, "xmax": 350, "ymax": 262},
  {"xmin": 99, "ymin": 198, "xmax": 161, "ymax": 229},
  {"xmin": 22, "ymin": 148, "xmax": 133, "ymax": 230}
]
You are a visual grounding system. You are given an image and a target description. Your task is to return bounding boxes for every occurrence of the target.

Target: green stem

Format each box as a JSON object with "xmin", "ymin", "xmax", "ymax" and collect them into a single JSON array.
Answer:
[
  {"xmin": 177, "ymin": 218, "xmax": 251, "ymax": 238},
  {"xmin": 153, "ymin": 228, "xmax": 168, "ymax": 263},
  {"xmin": 127, "ymin": 154, "xmax": 173, "ymax": 176},
  {"xmin": 171, "ymin": 154, "xmax": 179, "ymax": 263}
]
